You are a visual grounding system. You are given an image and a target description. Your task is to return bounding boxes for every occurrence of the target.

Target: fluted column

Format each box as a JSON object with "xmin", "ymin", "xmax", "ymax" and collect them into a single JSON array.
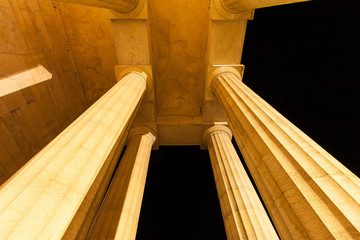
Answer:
[
  {"xmin": 0, "ymin": 71, "xmax": 148, "ymax": 240},
  {"xmin": 54, "ymin": 0, "xmax": 143, "ymax": 13},
  {"xmin": 219, "ymin": 0, "xmax": 309, "ymax": 12},
  {"xmin": 203, "ymin": 125, "xmax": 278, "ymax": 240},
  {"xmin": 86, "ymin": 126, "xmax": 155, "ymax": 240},
  {"xmin": 209, "ymin": 67, "xmax": 360, "ymax": 239}
]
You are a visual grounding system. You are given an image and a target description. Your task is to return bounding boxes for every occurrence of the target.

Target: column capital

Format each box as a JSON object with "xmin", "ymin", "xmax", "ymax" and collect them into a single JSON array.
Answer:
[
  {"xmin": 129, "ymin": 126, "xmax": 156, "ymax": 143},
  {"xmin": 206, "ymin": 66, "xmax": 242, "ymax": 100},
  {"xmin": 87, "ymin": 122, "xmax": 154, "ymax": 239},
  {"xmin": 213, "ymin": 0, "xmax": 244, "ymax": 19},
  {"xmin": 205, "ymin": 123, "xmax": 279, "ymax": 239},
  {"xmin": 117, "ymin": 67, "xmax": 154, "ymax": 100},
  {"xmin": 202, "ymin": 125, "xmax": 232, "ymax": 147}
]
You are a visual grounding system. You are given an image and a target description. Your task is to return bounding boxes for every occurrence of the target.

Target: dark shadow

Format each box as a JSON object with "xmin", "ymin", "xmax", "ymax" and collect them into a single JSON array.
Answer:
[
  {"xmin": 136, "ymin": 146, "xmax": 227, "ymax": 240},
  {"xmin": 241, "ymin": 1, "xmax": 360, "ymax": 177}
]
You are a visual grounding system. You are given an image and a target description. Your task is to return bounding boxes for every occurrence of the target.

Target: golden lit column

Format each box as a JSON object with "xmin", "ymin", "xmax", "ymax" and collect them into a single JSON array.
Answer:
[
  {"xmin": 203, "ymin": 125, "xmax": 279, "ymax": 240},
  {"xmin": 218, "ymin": 0, "xmax": 309, "ymax": 12},
  {"xmin": 86, "ymin": 126, "xmax": 155, "ymax": 240},
  {"xmin": 53, "ymin": 0, "xmax": 144, "ymax": 13},
  {"xmin": 0, "ymin": 71, "xmax": 149, "ymax": 240},
  {"xmin": 209, "ymin": 67, "xmax": 360, "ymax": 239}
]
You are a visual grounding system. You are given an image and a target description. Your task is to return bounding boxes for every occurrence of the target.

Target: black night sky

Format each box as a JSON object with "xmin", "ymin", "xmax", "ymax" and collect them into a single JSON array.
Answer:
[{"xmin": 136, "ymin": 1, "xmax": 360, "ymax": 239}]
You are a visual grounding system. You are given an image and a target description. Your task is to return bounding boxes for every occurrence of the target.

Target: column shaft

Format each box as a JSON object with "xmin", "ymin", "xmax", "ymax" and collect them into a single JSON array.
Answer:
[
  {"xmin": 222, "ymin": 0, "xmax": 309, "ymax": 11},
  {"xmin": 0, "ymin": 72, "xmax": 147, "ymax": 240},
  {"xmin": 86, "ymin": 128, "xmax": 155, "ymax": 240},
  {"xmin": 204, "ymin": 126, "xmax": 278, "ymax": 240},
  {"xmin": 212, "ymin": 70, "xmax": 360, "ymax": 239},
  {"xmin": 54, "ymin": 0, "xmax": 139, "ymax": 13}
]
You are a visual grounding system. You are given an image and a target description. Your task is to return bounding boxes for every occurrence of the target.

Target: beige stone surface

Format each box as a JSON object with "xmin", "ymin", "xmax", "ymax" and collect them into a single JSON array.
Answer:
[
  {"xmin": 203, "ymin": 0, "xmax": 250, "ymax": 132},
  {"xmin": 1, "ymin": 0, "xmax": 358, "ymax": 239},
  {"xmin": 55, "ymin": 2, "xmax": 118, "ymax": 105},
  {"xmin": 0, "ymin": 0, "xmax": 313, "ymax": 181},
  {"xmin": 210, "ymin": 68, "xmax": 360, "ymax": 239},
  {"xmin": 0, "ymin": 72, "xmax": 147, "ymax": 239},
  {"xmin": 86, "ymin": 126, "xmax": 155, "ymax": 240},
  {"xmin": 209, "ymin": 20, "xmax": 248, "ymax": 65},
  {"xmin": 203, "ymin": 125, "xmax": 279, "ymax": 240},
  {"xmin": 0, "ymin": 0, "xmax": 87, "ymax": 185},
  {"xmin": 0, "ymin": 65, "xmax": 52, "ymax": 97},
  {"xmin": 150, "ymin": 0, "xmax": 209, "ymax": 117},
  {"xmin": 113, "ymin": 20, "xmax": 150, "ymax": 65}
]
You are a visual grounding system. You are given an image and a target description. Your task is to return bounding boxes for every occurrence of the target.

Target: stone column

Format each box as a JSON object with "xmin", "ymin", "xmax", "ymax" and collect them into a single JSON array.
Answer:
[
  {"xmin": 54, "ymin": 0, "xmax": 143, "ymax": 13},
  {"xmin": 86, "ymin": 126, "xmax": 155, "ymax": 240},
  {"xmin": 203, "ymin": 125, "xmax": 278, "ymax": 240},
  {"xmin": 218, "ymin": 0, "xmax": 309, "ymax": 12},
  {"xmin": 209, "ymin": 67, "xmax": 360, "ymax": 239},
  {"xmin": 0, "ymin": 71, "xmax": 149, "ymax": 240}
]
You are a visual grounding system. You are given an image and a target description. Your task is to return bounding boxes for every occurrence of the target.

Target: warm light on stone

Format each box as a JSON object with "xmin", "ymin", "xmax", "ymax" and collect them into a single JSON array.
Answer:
[
  {"xmin": 210, "ymin": 68, "xmax": 360, "ymax": 239},
  {"xmin": 203, "ymin": 125, "xmax": 279, "ymax": 240},
  {"xmin": 86, "ymin": 126, "xmax": 155, "ymax": 240},
  {"xmin": 0, "ymin": 72, "xmax": 147, "ymax": 240},
  {"xmin": 0, "ymin": 0, "xmax": 357, "ymax": 239}
]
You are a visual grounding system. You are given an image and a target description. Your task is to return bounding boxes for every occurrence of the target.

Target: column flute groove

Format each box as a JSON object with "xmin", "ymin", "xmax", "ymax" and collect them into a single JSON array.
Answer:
[
  {"xmin": 210, "ymin": 67, "xmax": 360, "ymax": 239},
  {"xmin": 0, "ymin": 71, "xmax": 148, "ymax": 240},
  {"xmin": 219, "ymin": 72, "xmax": 360, "ymax": 202},
  {"xmin": 239, "ymin": 78, "xmax": 360, "ymax": 189},
  {"xmin": 203, "ymin": 125, "xmax": 279, "ymax": 240},
  {"xmin": 0, "ymin": 75, "xmax": 123, "ymax": 199},
  {"xmin": 86, "ymin": 127, "xmax": 155, "ymax": 240}
]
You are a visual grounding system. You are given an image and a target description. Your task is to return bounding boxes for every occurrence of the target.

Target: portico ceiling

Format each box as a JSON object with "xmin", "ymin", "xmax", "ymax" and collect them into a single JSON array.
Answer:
[
  {"xmin": 54, "ymin": 0, "xmax": 250, "ymax": 145},
  {"xmin": 150, "ymin": 0, "xmax": 209, "ymax": 117}
]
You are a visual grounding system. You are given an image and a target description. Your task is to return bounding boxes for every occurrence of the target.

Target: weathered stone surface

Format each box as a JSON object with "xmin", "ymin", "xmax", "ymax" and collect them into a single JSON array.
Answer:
[
  {"xmin": 211, "ymin": 68, "xmax": 360, "ymax": 239},
  {"xmin": 150, "ymin": 0, "xmax": 209, "ymax": 117},
  {"xmin": 0, "ymin": 72, "xmax": 147, "ymax": 240},
  {"xmin": 203, "ymin": 125, "xmax": 279, "ymax": 240},
  {"xmin": 86, "ymin": 126, "xmax": 155, "ymax": 240}
]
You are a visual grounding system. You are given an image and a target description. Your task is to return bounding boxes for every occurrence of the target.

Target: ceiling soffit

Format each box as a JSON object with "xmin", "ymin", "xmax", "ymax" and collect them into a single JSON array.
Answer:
[
  {"xmin": 149, "ymin": 0, "xmax": 210, "ymax": 117},
  {"xmin": 55, "ymin": 0, "xmax": 250, "ymax": 145}
]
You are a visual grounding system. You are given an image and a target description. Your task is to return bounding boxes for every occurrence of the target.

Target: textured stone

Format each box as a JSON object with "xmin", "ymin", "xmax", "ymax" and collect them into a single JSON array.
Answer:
[
  {"xmin": 86, "ymin": 126, "xmax": 155, "ymax": 240},
  {"xmin": 211, "ymin": 68, "xmax": 360, "ymax": 239},
  {"xmin": 0, "ymin": 71, "xmax": 147, "ymax": 240},
  {"xmin": 203, "ymin": 125, "xmax": 279, "ymax": 240}
]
